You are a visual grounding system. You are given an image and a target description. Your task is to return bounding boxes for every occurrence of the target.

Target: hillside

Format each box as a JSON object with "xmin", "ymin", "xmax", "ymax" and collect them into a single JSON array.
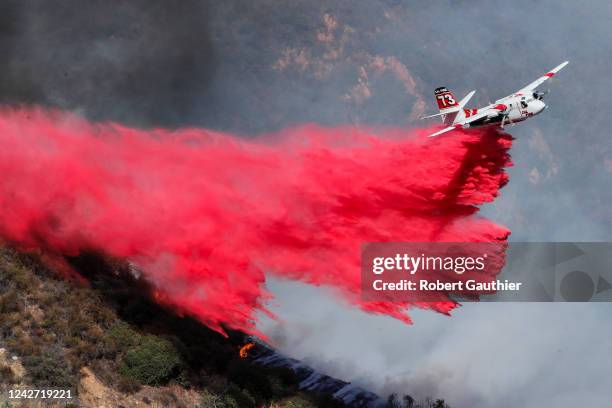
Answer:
[
  {"xmin": 0, "ymin": 246, "xmax": 352, "ymax": 408},
  {"xmin": 0, "ymin": 246, "xmax": 452, "ymax": 408}
]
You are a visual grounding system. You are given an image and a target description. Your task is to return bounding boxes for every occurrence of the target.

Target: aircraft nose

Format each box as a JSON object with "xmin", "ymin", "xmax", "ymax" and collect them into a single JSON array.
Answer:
[{"xmin": 533, "ymin": 100, "xmax": 546, "ymax": 114}]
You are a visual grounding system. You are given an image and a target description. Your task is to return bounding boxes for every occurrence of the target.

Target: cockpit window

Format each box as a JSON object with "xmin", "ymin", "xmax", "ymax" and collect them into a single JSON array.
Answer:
[{"xmin": 520, "ymin": 101, "xmax": 528, "ymax": 108}]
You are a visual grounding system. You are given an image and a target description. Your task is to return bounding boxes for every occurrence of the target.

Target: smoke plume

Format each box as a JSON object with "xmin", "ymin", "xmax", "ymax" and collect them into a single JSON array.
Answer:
[{"xmin": 0, "ymin": 108, "xmax": 511, "ymax": 335}]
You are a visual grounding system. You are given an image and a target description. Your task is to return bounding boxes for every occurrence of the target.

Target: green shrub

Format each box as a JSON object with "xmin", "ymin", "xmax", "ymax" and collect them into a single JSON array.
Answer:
[
  {"xmin": 199, "ymin": 385, "xmax": 256, "ymax": 408},
  {"xmin": 106, "ymin": 321, "xmax": 139, "ymax": 347},
  {"xmin": 102, "ymin": 321, "xmax": 141, "ymax": 358},
  {"xmin": 119, "ymin": 335, "xmax": 182, "ymax": 386}
]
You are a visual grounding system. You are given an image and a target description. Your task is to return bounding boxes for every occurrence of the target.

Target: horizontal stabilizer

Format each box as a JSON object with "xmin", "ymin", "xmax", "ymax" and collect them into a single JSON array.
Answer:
[
  {"xmin": 420, "ymin": 108, "xmax": 460, "ymax": 120},
  {"xmin": 428, "ymin": 125, "xmax": 460, "ymax": 138}
]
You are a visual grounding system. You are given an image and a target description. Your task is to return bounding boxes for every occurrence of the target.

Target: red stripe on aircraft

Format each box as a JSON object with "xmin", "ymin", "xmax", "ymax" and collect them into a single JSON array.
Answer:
[{"xmin": 463, "ymin": 109, "xmax": 479, "ymax": 118}]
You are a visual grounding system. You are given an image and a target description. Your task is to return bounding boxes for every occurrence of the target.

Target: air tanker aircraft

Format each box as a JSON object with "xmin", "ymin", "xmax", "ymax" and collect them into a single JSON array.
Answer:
[{"xmin": 423, "ymin": 61, "xmax": 569, "ymax": 137}]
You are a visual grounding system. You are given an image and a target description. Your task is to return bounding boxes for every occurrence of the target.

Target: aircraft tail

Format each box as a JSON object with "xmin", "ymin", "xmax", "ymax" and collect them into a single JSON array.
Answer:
[
  {"xmin": 422, "ymin": 87, "xmax": 475, "ymax": 124},
  {"xmin": 435, "ymin": 87, "xmax": 459, "ymax": 112}
]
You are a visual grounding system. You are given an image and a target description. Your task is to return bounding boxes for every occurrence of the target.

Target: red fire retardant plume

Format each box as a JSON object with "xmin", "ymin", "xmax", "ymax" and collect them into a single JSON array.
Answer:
[{"xmin": 0, "ymin": 108, "xmax": 512, "ymax": 335}]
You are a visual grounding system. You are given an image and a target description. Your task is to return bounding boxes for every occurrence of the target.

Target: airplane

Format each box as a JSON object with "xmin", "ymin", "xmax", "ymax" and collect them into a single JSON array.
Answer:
[{"xmin": 422, "ymin": 61, "xmax": 569, "ymax": 137}]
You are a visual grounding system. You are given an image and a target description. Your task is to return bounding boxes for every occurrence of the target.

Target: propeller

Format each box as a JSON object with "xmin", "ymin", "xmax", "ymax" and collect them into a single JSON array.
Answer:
[{"xmin": 533, "ymin": 89, "xmax": 550, "ymax": 100}]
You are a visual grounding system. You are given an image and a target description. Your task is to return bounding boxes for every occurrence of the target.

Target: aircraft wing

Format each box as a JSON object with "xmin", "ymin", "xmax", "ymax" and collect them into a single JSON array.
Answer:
[
  {"xmin": 518, "ymin": 61, "xmax": 569, "ymax": 93},
  {"xmin": 493, "ymin": 61, "xmax": 569, "ymax": 103}
]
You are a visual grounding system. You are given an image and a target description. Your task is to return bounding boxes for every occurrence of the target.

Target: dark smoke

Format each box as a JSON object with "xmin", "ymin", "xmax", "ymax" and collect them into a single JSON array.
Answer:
[{"xmin": 0, "ymin": 0, "xmax": 214, "ymax": 127}]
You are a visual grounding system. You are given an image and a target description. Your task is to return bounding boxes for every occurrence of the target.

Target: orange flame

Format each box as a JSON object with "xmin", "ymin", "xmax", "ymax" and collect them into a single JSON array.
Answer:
[{"xmin": 239, "ymin": 342, "xmax": 255, "ymax": 358}]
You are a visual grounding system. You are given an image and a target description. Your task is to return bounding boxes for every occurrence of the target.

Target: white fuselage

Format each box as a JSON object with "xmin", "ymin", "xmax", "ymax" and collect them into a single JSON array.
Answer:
[{"xmin": 454, "ymin": 94, "xmax": 546, "ymax": 129}]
